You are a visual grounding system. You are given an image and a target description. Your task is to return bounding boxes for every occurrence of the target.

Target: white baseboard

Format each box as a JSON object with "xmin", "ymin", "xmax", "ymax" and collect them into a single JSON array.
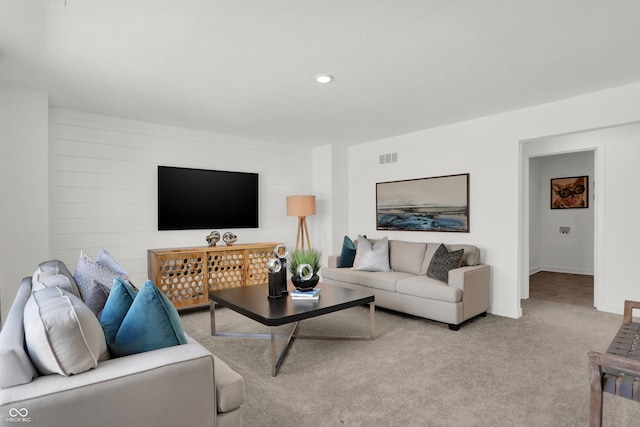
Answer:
[
  {"xmin": 490, "ymin": 303, "xmax": 522, "ymax": 319},
  {"xmin": 597, "ymin": 302, "xmax": 624, "ymax": 315},
  {"xmin": 536, "ymin": 265, "xmax": 594, "ymax": 276}
]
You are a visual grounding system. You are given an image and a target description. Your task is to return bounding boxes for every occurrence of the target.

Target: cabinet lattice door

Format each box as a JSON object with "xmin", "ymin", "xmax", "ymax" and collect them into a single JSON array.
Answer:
[{"xmin": 148, "ymin": 242, "xmax": 280, "ymax": 309}]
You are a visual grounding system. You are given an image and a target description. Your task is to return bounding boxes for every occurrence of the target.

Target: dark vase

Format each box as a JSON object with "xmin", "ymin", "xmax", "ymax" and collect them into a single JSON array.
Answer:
[{"xmin": 291, "ymin": 274, "xmax": 319, "ymax": 291}]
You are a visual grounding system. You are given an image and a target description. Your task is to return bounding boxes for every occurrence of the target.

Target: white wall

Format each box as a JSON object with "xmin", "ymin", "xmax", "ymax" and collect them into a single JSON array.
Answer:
[
  {"xmin": 311, "ymin": 143, "xmax": 350, "ymax": 266},
  {"xmin": 528, "ymin": 157, "xmax": 542, "ymax": 273},
  {"xmin": 346, "ymin": 82, "xmax": 640, "ymax": 319},
  {"xmin": 0, "ymin": 86, "xmax": 49, "ymax": 325},
  {"xmin": 49, "ymin": 109, "xmax": 313, "ymax": 287},
  {"xmin": 529, "ymin": 151, "xmax": 594, "ymax": 275}
]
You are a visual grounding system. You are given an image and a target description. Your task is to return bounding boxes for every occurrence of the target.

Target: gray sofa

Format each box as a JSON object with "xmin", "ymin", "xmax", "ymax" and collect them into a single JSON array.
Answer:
[
  {"xmin": 321, "ymin": 240, "xmax": 490, "ymax": 330},
  {"xmin": 0, "ymin": 261, "xmax": 245, "ymax": 427}
]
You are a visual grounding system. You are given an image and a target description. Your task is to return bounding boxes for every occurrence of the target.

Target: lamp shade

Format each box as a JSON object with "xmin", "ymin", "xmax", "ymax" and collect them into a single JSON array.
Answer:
[{"xmin": 286, "ymin": 195, "xmax": 316, "ymax": 217}]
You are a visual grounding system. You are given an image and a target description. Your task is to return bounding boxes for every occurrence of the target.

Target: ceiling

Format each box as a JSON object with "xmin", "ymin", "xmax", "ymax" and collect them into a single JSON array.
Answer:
[{"xmin": 2, "ymin": 1, "xmax": 640, "ymax": 147}]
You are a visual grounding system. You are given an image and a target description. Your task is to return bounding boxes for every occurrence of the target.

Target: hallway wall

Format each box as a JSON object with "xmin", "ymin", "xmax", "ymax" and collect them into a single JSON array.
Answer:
[{"xmin": 529, "ymin": 151, "xmax": 595, "ymax": 275}]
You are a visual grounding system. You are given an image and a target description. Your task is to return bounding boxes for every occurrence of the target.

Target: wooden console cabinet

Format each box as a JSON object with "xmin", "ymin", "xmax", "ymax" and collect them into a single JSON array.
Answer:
[{"xmin": 148, "ymin": 242, "xmax": 281, "ymax": 310}]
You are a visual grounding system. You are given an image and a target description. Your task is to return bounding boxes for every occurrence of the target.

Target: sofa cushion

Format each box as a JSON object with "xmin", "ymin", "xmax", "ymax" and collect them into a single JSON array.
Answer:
[
  {"xmin": 213, "ymin": 354, "xmax": 246, "ymax": 413},
  {"xmin": 24, "ymin": 286, "xmax": 109, "ymax": 376},
  {"xmin": 0, "ymin": 277, "xmax": 38, "ymax": 388},
  {"xmin": 396, "ymin": 276, "xmax": 462, "ymax": 303},
  {"xmin": 337, "ymin": 236, "xmax": 357, "ymax": 268},
  {"xmin": 357, "ymin": 271, "xmax": 414, "ymax": 292},
  {"xmin": 389, "ymin": 240, "xmax": 427, "ymax": 275},
  {"xmin": 427, "ymin": 244, "xmax": 464, "ymax": 283},
  {"xmin": 353, "ymin": 235, "xmax": 391, "ymax": 272},
  {"xmin": 321, "ymin": 266, "xmax": 361, "ymax": 284},
  {"xmin": 101, "ymin": 278, "xmax": 188, "ymax": 357},
  {"xmin": 32, "ymin": 260, "xmax": 82, "ymax": 298}
]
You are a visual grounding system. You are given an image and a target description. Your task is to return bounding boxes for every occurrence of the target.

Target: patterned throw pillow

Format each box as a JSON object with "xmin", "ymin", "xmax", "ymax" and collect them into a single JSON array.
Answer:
[
  {"xmin": 74, "ymin": 250, "xmax": 129, "ymax": 303},
  {"xmin": 427, "ymin": 244, "xmax": 464, "ymax": 283},
  {"xmin": 96, "ymin": 248, "xmax": 129, "ymax": 278},
  {"xmin": 352, "ymin": 235, "xmax": 391, "ymax": 272}
]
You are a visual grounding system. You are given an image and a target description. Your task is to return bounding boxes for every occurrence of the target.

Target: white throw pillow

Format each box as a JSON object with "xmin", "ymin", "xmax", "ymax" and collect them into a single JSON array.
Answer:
[
  {"xmin": 32, "ymin": 260, "xmax": 82, "ymax": 298},
  {"xmin": 352, "ymin": 235, "xmax": 391, "ymax": 272},
  {"xmin": 24, "ymin": 287, "xmax": 109, "ymax": 376}
]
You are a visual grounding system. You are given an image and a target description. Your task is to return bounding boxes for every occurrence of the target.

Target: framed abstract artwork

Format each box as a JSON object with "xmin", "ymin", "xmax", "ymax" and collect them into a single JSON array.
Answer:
[
  {"xmin": 550, "ymin": 176, "xmax": 588, "ymax": 209},
  {"xmin": 376, "ymin": 173, "xmax": 469, "ymax": 232}
]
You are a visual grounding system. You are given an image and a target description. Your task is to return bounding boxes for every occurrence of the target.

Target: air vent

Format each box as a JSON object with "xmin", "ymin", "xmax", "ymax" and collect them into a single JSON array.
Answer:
[{"xmin": 379, "ymin": 152, "xmax": 398, "ymax": 165}]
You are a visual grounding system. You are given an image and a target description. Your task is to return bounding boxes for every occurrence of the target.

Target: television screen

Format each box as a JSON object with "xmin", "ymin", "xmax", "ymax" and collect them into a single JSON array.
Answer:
[{"xmin": 158, "ymin": 166, "xmax": 259, "ymax": 230}]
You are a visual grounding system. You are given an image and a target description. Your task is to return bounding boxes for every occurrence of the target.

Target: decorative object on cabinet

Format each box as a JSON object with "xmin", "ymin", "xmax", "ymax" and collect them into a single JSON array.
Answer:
[
  {"xmin": 376, "ymin": 173, "xmax": 469, "ymax": 232},
  {"xmin": 286, "ymin": 195, "xmax": 316, "ymax": 251},
  {"xmin": 206, "ymin": 230, "xmax": 220, "ymax": 247},
  {"xmin": 223, "ymin": 232, "xmax": 238, "ymax": 246},
  {"xmin": 147, "ymin": 242, "xmax": 280, "ymax": 310},
  {"xmin": 267, "ymin": 244, "xmax": 289, "ymax": 299}
]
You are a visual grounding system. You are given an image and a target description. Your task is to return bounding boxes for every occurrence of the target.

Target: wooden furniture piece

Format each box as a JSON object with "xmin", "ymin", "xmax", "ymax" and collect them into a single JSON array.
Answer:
[
  {"xmin": 209, "ymin": 283, "xmax": 375, "ymax": 376},
  {"xmin": 148, "ymin": 242, "xmax": 281, "ymax": 310},
  {"xmin": 588, "ymin": 300, "xmax": 640, "ymax": 427}
]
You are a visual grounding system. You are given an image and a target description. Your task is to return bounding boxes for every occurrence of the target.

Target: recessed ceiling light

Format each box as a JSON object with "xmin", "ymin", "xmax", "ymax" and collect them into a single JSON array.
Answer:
[{"xmin": 315, "ymin": 74, "xmax": 333, "ymax": 84}]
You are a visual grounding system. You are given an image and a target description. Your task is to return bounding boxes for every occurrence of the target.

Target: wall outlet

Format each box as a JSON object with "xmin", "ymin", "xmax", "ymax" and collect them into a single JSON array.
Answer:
[{"xmin": 559, "ymin": 226, "xmax": 570, "ymax": 234}]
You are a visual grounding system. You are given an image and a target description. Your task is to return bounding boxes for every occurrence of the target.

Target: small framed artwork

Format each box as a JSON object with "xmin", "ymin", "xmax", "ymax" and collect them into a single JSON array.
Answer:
[
  {"xmin": 376, "ymin": 173, "xmax": 469, "ymax": 232},
  {"xmin": 550, "ymin": 176, "xmax": 588, "ymax": 209}
]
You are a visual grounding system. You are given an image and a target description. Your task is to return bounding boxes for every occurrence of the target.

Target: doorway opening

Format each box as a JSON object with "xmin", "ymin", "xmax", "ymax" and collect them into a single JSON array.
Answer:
[
  {"xmin": 527, "ymin": 150, "xmax": 595, "ymax": 307},
  {"xmin": 520, "ymin": 134, "xmax": 604, "ymax": 312}
]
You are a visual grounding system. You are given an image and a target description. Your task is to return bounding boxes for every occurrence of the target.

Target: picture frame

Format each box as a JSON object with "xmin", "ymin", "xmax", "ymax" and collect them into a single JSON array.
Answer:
[
  {"xmin": 550, "ymin": 176, "xmax": 589, "ymax": 209},
  {"xmin": 376, "ymin": 173, "xmax": 469, "ymax": 232}
]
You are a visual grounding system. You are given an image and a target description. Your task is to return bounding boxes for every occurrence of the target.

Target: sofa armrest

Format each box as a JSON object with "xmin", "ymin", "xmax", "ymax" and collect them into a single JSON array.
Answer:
[
  {"xmin": 1, "ymin": 340, "xmax": 218, "ymax": 427},
  {"xmin": 328, "ymin": 255, "xmax": 340, "ymax": 268},
  {"xmin": 448, "ymin": 265, "xmax": 490, "ymax": 318}
]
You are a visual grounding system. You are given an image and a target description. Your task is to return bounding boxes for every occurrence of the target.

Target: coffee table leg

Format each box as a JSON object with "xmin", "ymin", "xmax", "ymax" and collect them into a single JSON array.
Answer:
[
  {"xmin": 271, "ymin": 321, "xmax": 300, "ymax": 376},
  {"xmin": 210, "ymin": 300, "xmax": 216, "ymax": 335},
  {"xmin": 369, "ymin": 302, "xmax": 376, "ymax": 339},
  {"xmin": 271, "ymin": 327, "xmax": 277, "ymax": 377}
]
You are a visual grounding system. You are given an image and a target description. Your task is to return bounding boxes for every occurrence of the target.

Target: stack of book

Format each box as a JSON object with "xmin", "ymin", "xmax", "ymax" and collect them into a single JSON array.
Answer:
[{"xmin": 291, "ymin": 288, "xmax": 321, "ymax": 300}]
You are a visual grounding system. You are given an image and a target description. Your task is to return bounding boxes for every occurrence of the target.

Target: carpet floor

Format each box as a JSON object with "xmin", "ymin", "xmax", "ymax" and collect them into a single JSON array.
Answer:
[{"xmin": 180, "ymin": 299, "xmax": 640, "ymax": 426}]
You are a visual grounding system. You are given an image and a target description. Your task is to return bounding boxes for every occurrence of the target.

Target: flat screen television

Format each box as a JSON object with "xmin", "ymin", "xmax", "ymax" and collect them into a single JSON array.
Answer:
[{"xmin": 157, "ymin": 166, "xmax": 259, "ymax": 230}]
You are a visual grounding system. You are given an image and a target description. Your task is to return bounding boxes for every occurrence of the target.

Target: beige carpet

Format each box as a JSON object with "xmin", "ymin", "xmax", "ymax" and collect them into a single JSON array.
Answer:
[{"xmin": 180, "ymin": 299, "xmax": 640, "ymax": 426}]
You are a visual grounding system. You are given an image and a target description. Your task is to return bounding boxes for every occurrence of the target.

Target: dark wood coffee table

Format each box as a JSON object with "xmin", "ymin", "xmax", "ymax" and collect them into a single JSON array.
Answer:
[{"xmin": 209, "ymin": 283, "xmax": 375, "ymax": 376}]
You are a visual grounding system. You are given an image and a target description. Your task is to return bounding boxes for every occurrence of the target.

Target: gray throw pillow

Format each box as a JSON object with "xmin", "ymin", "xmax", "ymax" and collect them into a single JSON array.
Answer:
[
  {"xmin": 352, "ymin": 235, "xmax": 391, "ymax": 272},
  {"xmin": 427, "ymin": 244, "xmax": 464, "ymax": 283},
  {"xmin": 83, "ymin": 280, "xmax": 112, "ymax": 320}
]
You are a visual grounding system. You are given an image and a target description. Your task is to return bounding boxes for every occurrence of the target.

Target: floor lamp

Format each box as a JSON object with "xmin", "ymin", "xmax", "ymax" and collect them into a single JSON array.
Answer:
[{"xmin": 286, "ymin": 195, "xmax": 316, "ymax": 252}]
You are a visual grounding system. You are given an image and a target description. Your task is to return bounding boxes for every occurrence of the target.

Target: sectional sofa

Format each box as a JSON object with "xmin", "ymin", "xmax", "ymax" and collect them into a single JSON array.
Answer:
[
  {"xmin": 0, "ymin": 260, "xmax": 245, "ymax": 427},
  {"xmin": 321, "ymin": 239, "xmax": 490, "ymax": 330}
]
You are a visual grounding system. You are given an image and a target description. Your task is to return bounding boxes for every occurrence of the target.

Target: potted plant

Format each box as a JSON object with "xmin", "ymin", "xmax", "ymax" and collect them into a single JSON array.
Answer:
[{"xmin": 288, "ymin": 249, "xmax": 322, "ymax": 291}]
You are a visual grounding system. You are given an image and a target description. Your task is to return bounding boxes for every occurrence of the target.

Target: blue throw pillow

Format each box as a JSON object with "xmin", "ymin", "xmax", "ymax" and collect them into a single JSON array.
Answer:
[
  {"xmin": 337, "ymin": 236, "xmax": 357, "ymax": 268},
  {"xmin": 100, "ymin": 277, "xmax": 137, "ymax": 345},
  {"xmin": 101, "ymin": 278, "xmax": 187, "ymax": 357}
]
